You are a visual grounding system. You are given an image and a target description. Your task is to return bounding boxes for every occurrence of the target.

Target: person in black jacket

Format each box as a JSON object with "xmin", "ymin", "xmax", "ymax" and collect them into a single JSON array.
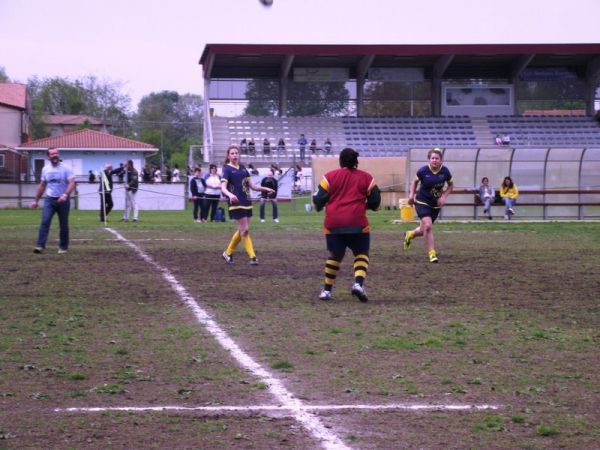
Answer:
[
  {"xmin": 189, "ymin": 166, "xmax": 207, "ymax": 223},
  {"xmin": 259, "ymin": 169, "xmax": 279, "ymax": 223},
  {"xmin": 99, "ymin": 163, "xmax": 124, "ymax": 222},
  {"xmin": 121, "ymin": 160, "xmax": 140, "ymax": 222}
]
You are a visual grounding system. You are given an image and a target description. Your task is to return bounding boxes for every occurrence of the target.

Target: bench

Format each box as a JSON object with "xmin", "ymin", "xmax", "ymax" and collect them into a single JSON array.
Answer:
[{"xmin": 445, "ymin": 188, "xmax": 600, "ymax": 220}]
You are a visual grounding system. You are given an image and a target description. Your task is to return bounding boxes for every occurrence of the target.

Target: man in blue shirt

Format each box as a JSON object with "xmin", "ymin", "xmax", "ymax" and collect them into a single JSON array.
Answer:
[{"xmin": 31, "ymin": 148, "xmax": 76, "ymax": 254}]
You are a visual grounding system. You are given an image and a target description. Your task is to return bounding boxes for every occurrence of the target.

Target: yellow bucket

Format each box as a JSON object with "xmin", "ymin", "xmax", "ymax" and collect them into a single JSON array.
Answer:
[{"xmin": 399, "ymin": 199, "xmax": 415, "ymax": 222}]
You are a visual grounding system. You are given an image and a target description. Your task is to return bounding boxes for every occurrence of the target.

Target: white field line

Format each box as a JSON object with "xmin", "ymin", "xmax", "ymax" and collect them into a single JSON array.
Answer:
[
  {"xmin": 56, "ymin": 403, "xmax": 500, "ymax": 413},
  {"xmin": 104, "ymin": 228, "xmax": 350, "ymax": 450},
  {"xmin": 71, "ymin": 238, "xmax": 191, "ymax": 241}
]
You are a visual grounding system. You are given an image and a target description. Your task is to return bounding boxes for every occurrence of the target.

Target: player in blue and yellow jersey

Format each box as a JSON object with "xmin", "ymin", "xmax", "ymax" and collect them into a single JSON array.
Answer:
[
  {"xmin": 404, "ymin": 148, "xmax": 454, "ymax": 263},
  {"xmin": 221, "ymin": 144, "xmax": 274, "ymax": 265},
  {"xmin": 313, "ymin": 148, "xmax": 381, "ymax": 302}
]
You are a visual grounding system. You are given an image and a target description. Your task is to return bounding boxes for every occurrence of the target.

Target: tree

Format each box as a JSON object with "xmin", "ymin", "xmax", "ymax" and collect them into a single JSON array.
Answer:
[
  {"xmin": 287, "ymin": 82, "xmax": 350, "ymax": 117},
  {"xmin": 244, "ymin": 80, "xmax": 350, "ymax": 116},
  {"xmin": 133, "ymin": 91, "xmax": 203, "ymax": 165},
  {"xmin": 363, "ymin": 81, "xmax": 431, "ymax": 117},
  {"xmin": 0, "ymin": 66, "xmax": 10, "ymax": 83},
  {"xmin": 27, "ymin": 75, "xmax": 132, "ymax": 138}
]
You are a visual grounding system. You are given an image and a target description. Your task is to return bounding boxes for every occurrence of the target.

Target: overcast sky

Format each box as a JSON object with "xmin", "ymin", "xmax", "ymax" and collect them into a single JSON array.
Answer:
[{"xmin": 1, "ymin": 0, "xmax": 599, "ymax": 109}]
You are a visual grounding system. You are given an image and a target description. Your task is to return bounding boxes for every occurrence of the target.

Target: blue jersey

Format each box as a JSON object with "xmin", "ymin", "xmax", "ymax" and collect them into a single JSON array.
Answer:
[
  {"xmin": 221, "ymin": 163, "xmax": 252, "ymax": 211},
  {"xmin": 415, "ymin": 164, "xmax": 452, "ymax": 208}
]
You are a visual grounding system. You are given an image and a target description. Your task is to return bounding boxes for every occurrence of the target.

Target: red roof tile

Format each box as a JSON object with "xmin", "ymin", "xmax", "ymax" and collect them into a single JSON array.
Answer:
[
  {"xmin": 21, "ymin": 129, "xmax": 156, "ymax": 149},
  {"xmin": 0, "ymin": 83, "xmax": 27, "ymax": 109},
  {"xmin": 42, "ymin": 114, "xmax": 107, "ymax": 126}
]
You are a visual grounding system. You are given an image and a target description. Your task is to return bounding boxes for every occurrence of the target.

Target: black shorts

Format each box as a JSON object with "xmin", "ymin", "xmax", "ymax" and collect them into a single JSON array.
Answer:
[
  {"xmin": 326, "ymin": 233, "xmax": 370, "ymax": 260},
  {"xmin": 230, "ymin": 207, "xmax": 253, "ymax": 220},
  {"xmin": 415, "ymin": 203, "xmax": 441, "ymax": 223}
]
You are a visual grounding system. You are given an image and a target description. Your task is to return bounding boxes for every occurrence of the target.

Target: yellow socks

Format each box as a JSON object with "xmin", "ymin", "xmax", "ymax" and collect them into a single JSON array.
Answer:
[
  {"xmin": 241, "ymin": 233, "xmax": 256, "ymax": 259},
  {"xmin": 225, "ymin": 231, "xmax": 241, "ymax": 256},
  {"xmin": 324, "ymin": 259, "xmax": 341, "ymax": 290}
]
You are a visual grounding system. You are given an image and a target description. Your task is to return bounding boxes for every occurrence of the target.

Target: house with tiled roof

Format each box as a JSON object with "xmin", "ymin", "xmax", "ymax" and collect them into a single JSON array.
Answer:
[
  {"xmin": 42, "ymin": 114, "xmax": 111, "ymax": 136},
  {"xmin": 19, "ymin": 128, "xmax": 158, "ymax": 182},
  {"xmin": 0, "ymin": 83, "xmax": 30, "ymax": 182},
  {"xmin": 0, "ymin": 83, "xmax": 30, "ymax": 146}
]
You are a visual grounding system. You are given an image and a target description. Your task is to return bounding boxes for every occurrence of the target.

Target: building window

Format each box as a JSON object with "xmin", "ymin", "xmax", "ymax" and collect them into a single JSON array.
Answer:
[{"xmin": 0, "ymin": 154, "xmax": 5, "ymax": 168}]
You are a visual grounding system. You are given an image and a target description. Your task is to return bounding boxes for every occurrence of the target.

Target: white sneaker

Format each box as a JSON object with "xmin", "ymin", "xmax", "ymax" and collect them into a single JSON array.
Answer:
[
  {"xmin": 351, "ymin": 283, "xmax": 369, "ymax": 303},
  {"xmin": 57, "ymin": 248, "xmax": 68, "ymax": 254},
  {"xmin": 260, "ymin": 219, "xmax": 265, "ymax": 223},
  {"xmin": 318, "ymin": 289, "xmax": 332, "ymax": 301},
  {"xmin": 222, "ymin": 252, "xmax": 233, "ymax": 264},
  {"xmin": 274, "ymin": 218, "xmax": 279, "ymax": 223}
]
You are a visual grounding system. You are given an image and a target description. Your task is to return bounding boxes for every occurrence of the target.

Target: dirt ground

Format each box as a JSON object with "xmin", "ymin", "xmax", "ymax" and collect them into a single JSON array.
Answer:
[{"xmin": 1, "ymin": 224, "xmax": 599, "ymax": 449}]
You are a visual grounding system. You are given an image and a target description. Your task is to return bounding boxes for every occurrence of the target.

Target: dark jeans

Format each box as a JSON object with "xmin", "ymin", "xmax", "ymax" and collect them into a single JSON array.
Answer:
[
  {"xmin": 204, "ymin": 194, "xmax": 220, "ymax": 221},
  {"xmin": 36, "ymin": 197, "xmax": 70, "ymax": 250},
  {"xmin": 99, "ymin": 193, "xmax": 113, "ymax": 220},
  {"xmin": 259, "ymin": 199, "xmax": 278, "ymax": 220},
  {"xmin": 193, "ymin": 197, "xmax": 207, "ymax": 220}
]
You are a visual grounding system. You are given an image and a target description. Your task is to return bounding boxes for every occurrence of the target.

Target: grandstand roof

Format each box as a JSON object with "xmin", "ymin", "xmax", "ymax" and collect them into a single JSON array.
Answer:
[{"xmin": 200, "ymin": 43, "xmax": 600, "ymax": 79}]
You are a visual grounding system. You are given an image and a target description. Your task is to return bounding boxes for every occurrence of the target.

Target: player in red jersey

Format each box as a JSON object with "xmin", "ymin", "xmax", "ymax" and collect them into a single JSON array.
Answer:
[{"xmin": 312, "ymin": 148, "xmax": 381, "ymax": 302}]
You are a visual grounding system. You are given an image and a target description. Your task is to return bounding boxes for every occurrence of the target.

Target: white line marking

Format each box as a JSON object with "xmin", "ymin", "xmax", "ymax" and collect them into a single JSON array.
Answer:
[
  {"xmin": 71, "ymin": 238, "xmax": 191, "ymax": 241},
  {"xmin": 56, "ymin": 403, "xmax": 500, "ymax": 413},
  {"xmin": 105, "ymin": 228, "xmax": 350, "ymax": 450}
]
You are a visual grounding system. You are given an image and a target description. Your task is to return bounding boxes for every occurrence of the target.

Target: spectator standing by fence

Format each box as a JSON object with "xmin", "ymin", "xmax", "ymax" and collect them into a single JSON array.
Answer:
[
  {"xmin": 99, "ymin": 163, "xmax": 123, "ymax": 222},
  {"xmin": 32, "ymin": 148, "xmax": 76, "ymax": 254},
  {"xmin": 500, "ymin": 176, "xmax": 519, "ymax": 220},
  {"xmin": 403, "ymin": 148, "xmax": 454, "ymax": 263},
  {"xmin": 172, "ymin": 164, "xmax": 181, "ymax": 182},
  {"xmin": 122, "ymin": 160, "xmax": 140, "ymax": 222},
  {"xmin": 310, "ymin": 139, "xmax": 317, "ymax": 155},
  {"xmin": 204, "ymin": 164, "xmax": 222, "ymax": 222},
  {"xmin": 260, "ymin": 170, "xmax": 279, "ymax": 223},
  {"xmin": 248, "ymin": 138, "xmax": 256, "ymax": 156},
  {"xmin": 153, "ymin": 167, "xmax": 162, "ymax": 183},
  {"xmin": 240, "ymin": 138, "xmax": 248, "ymax": 155},
  {"xmin": 189, "ymin": 166, "xmax": 207, "ymax": 223}
]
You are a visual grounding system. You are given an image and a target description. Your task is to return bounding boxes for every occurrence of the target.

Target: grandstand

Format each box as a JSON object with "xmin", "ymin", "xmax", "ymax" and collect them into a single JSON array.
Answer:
[
  {"xmin": 201, "ymin": 43, "xmax": 600, "ymax": 165},
  {"xmin": 487, "ymin": 115, "xmax": 600, "ymax": 147},
  {"xmin": 210, "ymin": 114, "xmax": 600, "ymax": 163}
]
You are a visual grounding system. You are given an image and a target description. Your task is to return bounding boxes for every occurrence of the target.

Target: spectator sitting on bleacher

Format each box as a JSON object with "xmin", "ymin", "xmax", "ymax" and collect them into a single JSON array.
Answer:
[
  {"xmin": 263, "ymin": 138, "xmax": 271, "ymax": 156},
  {"xmin": 310, "ymin": 139, "xmax": 317, "ymax": 155},
  {"xmin": 277, "ymin": 138, "xmax": 286, "ymax": 155},
  {"xmin": 501, "ymin": 133, "xmax": 511, "ymax": 146},
  {"xmin": 248, "ymin": 138, "xmax": 256, "ymax": 156},
  {"xmin": 240, "ymin": 138, "xmax": 248, "ymax": 155},
  {"xmin": 324, "ymin": 138, "xmax": 332, "ymax": 154},
  {"xmin": 495, "ymin": 134, "xmax": 503, "ymax": 145}
]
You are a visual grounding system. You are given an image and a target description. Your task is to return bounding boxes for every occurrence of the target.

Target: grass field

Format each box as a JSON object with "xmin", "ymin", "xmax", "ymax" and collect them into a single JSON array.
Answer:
[{"xmin": 1, "ymin": 202, "xmax": 599, "ymax": 449}]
